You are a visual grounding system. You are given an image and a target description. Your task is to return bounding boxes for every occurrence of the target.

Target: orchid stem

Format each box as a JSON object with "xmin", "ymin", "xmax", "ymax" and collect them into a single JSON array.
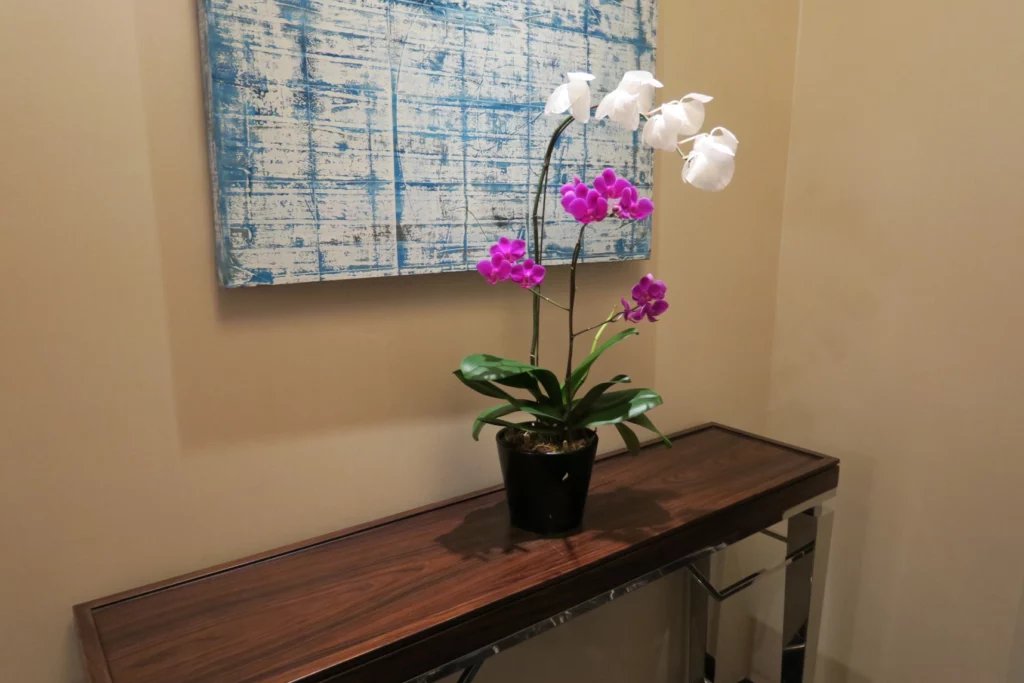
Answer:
[
  {"xmin": 573, "ymin": 314, "xmax": 622, "ymax": 338},
  {"xmin": 529, "ymin": 114, "xmax": 577, "ymax": 366},
  {"xmin": 529, "ymin": 289, "xmax": 569, "ymax": 311},
  {"xmin": 564, "ymin": 224, "xmax": 588, "ymax": 417}
]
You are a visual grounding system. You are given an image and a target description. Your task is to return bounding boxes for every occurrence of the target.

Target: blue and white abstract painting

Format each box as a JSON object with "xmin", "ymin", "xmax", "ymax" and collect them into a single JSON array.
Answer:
[{"xmin": 199, "ymin": 0, "xmax": 657, "ymax": 287}]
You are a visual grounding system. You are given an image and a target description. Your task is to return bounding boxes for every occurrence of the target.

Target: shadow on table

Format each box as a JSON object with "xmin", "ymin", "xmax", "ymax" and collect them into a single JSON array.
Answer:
[{"xmin": 435, "ymin": 486, "xmax": 679, "ymax": 560}]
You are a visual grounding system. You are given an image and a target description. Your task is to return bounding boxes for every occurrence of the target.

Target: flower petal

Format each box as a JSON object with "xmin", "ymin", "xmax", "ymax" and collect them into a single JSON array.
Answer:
[
  {"xmin": 634, "ymin": 197, "xmax": 654, "ymax": 219},
  {"xmin": 627, "ymin": 306, "xmax": 647, "ymax": 322},
  {"xmin": 708, "ymin": 126, "xmax": 739, "ymax": 153},
  {"xmin": 595, "ymin": 91, "xmax": 615, "ymax": 120},
  {"xmin": 569, "ymin": 86, "xmax": 591, "ymax": 123},
  {"xmin": 544, "ymin": 83, "xmax": 571, "ymax": 115},
  {"xmin": 648, "ymin": 279, "xmax": 667, "ymax": 299},
  {"xmin": 642, "ymin": 116, "xmax": 658, "ymax": 148},
  {"xmin": 649, "ymin": 299, "xmax": 669, "ymax": 317},
  {"xmin": 642, "ymin": 114, "xmax": 680, "ymax": 151},
  {"xmin": 510, "ymin": 239, "xmax": 527, "ymax": 260},
  {"xmin": 683, "ymin": 150, "xmax": 736, "ymax": 192},
  {"xmin": 568, "ymin": 198, "xmax": 590, "ymax": 221},
  {"xmin": 477, "ymin": 259, "xmax": 494, "ymax": 278},
  {"xmin": 530, "ymin": 264, "xmax": 546, "ymax": 285}
]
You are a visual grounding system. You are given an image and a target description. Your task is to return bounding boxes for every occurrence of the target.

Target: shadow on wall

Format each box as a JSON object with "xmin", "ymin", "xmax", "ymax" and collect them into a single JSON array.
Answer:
[{"xmin": 164, "ymin": 258, "xmax": 652, "ymax": 451}]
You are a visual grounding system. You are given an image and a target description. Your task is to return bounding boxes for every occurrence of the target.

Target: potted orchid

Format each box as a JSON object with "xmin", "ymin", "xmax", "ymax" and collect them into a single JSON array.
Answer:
[{"xmin": 455, "ymin": 70, "xmax": 738, "ymax": 534}]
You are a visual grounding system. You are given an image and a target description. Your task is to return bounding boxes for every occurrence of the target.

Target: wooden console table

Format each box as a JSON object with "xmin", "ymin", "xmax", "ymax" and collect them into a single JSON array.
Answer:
[{"xmin": 74, "ymin": 423, "xmax": 839, "ymax": 683}]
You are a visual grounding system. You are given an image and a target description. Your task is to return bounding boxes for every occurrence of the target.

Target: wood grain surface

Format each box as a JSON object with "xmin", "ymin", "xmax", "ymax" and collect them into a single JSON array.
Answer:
[{"xmin": 74, "ymin": 423, "xmax": 839, "ymax": 683}]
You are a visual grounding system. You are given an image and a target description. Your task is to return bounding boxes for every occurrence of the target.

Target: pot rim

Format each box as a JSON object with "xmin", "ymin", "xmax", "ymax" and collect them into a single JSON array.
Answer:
[{"xmin": 496, "ymin": 426, "xmax": 598, "ymax": 456}]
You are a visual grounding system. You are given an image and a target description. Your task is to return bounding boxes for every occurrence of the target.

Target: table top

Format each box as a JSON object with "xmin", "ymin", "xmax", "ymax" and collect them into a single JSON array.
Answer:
[{"xmin": 74, "ymin": 423, "xmax": 839, "ymax": 683}]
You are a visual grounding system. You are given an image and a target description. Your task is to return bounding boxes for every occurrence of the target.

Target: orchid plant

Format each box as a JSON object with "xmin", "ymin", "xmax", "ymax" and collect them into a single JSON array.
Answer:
[{"xmin": 455, "ymin": 70, "xmax": 738, "ymax": 455}]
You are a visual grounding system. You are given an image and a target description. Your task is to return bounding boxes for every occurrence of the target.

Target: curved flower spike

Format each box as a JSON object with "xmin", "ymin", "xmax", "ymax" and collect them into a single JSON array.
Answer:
[
  {"xmin": 642, "ymin": 93, "xmax": 713, "ymax": 151},
  {"xmin": 682, "ymin": 127, "xmax": 739, "ymax": 192},
  {"xmin": 545, "ymin": 72, "xmax": 596, "ymax": 123},
  {"xmin": 596, "ymin": 70, "xmax": 663, "ymax": 131}
]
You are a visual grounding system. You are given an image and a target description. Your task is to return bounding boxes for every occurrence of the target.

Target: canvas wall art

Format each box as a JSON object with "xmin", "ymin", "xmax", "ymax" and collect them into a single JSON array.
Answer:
[{"xmin": 199, "ymin": 0, "xmax": 657, "ymax": 287}]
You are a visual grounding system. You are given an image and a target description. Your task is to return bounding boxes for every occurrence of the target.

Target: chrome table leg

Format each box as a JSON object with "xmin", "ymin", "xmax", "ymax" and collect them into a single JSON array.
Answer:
[
  {"xmin": 686, "ymin": 554, "xmax": 717, "ymax": 682},
  {"xmin": 781, "ymin": 505, "xmax": 834, "ymax": 683}
]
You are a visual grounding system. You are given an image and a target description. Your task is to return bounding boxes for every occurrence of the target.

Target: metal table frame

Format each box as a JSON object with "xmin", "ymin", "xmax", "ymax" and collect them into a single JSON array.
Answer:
[{"xmin": 411, "ymin": 492, "xmax": 835, "ymax": 683}]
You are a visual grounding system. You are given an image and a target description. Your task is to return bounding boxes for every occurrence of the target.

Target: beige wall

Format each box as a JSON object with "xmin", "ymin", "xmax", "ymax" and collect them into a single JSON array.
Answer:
[
  {"xmin": 0, "ymin": 1, "xmax": 796, "ymax": 681},
  {"xmin": 769, "ymin": 0, "xmax": 1024, "ymax": 681}
]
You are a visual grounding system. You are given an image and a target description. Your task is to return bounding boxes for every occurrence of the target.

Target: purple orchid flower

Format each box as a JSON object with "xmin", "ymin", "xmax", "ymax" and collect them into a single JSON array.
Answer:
[
  {"xmin": 490, "ymin": 236, "xmax": 527, "ymax": 263},
  {"xmin": 477, "ymin": 254, "xmax": 513, "ymax": 284},
  {"xmin": 560, "ymin": 177, "xmax": 609, "ymax": 224},
  {"xmin": 510, "ymin": 258, "xmax": 546, "ymax": 289},
  {"xmin": 622, "ymin": 274, "xmax": 669, "ymax": 322},
  {"xmin": 593, "ymin": 168, "xmax": 634, "ymax": 199},
  {"xmin": 561, "ymin": 169, "xmax": 654, "ymax": 224},
  {"xmin": 614, "ymin": 185, "xmax": 655, "ymax": 220}
]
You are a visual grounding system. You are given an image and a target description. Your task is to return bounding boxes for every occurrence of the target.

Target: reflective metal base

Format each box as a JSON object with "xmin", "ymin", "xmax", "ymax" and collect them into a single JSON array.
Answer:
[
  {"xmin": 686, "ymin": 501, "xmax": 835, "ymax": 683},
  {"xmin": 407, "ymin": 497, "xmax": 835, "ymax": 683}
]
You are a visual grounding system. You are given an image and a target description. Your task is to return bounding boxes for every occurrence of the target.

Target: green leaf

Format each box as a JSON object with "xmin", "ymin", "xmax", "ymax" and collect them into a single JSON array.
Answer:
[
  {"xmin": 453, "ymin": 370, "xmax": 517, "ymax": 401},
  {"xmin": 614, "ymin": 423, "xmax": 641, "ymax": 456},
  {"xmin": 565, "ymin": 328, "xmax": 640, "ymax": 401},
  {"xmin": 518, "ymin": 401, "xmax": 565, "ymax": 422},
  {"xmin": 460, "ymin": 355, "xmax": 563, "ymax": 408},
  {"xmin": 460, "ymin": 354, "xmax": 538, "ymax": 380},
  {"xmin": 628, "ymin": 414, "xmax": 673, "ymax": 448},
  {"xmin": 567, "ymin": 374, "xmax": 631, "ymax": 424},
  {"xmin": 494, "ymin": 373, "xmax": 546, "ymax": 403},
  {"xmin": 591, "ymin": 307, "xmax": 620, "ymax": 355},
  {"xmin": 472, "ymin": 404, "xmax": 520, "ymax": 440},
  {"xmin": 579, "ymin": 388, "xmax": 663, "ymax": 427}
]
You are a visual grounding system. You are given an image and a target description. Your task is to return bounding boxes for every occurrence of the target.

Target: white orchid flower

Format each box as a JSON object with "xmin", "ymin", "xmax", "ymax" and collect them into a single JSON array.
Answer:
[
  {"xmin": 682, "ymin": 127, "xmax": 739, "ymax": 192},
  {"xmin": 545, "ymin": 72, "xmax": 596, "ymax": 123},
  {"xmin": 595, "ymin": 70, "xmax": 663, "ymax": 131},
  {"xmin": 642, "ymin": 94, "xmax": 714, "ymax": 151}
]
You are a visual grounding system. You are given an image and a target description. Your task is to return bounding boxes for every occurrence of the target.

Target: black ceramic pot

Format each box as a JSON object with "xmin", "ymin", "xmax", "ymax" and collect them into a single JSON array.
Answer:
[{"xmin": 496, "ymin": 428, "xmax": 598, "ymax": 535}]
